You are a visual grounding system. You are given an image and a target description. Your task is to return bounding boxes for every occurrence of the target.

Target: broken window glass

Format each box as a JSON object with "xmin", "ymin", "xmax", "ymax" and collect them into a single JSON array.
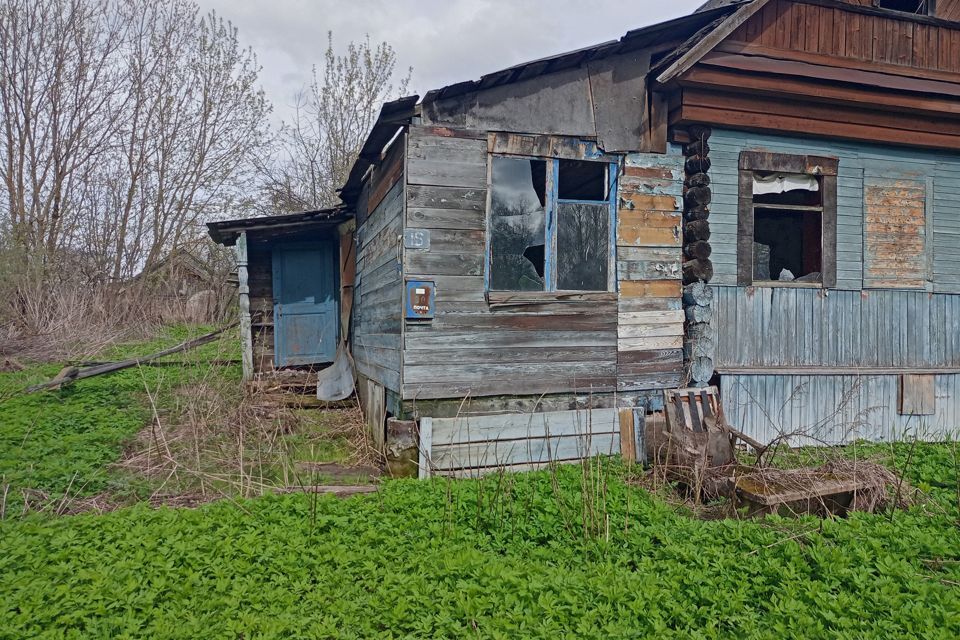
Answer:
[
  {"xmin": 489, "ymin": 157, "xmax": 547, "ymax": 291},
  {"xmin": 556, "ymin": 202, "xmax": 608, "ymax": 290},
  {"xmin": 557, "ymin": 159, "xmax": 607, "ymax": 201}
]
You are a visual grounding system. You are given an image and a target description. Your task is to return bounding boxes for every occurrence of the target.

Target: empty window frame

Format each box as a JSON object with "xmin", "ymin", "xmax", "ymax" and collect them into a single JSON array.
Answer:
[
  {"xmin": 488, "ymin": 156, "xmax": 616, "ymax": 292},
  {"xmin": 874, "ymin": 0, "xmax": 935, "ymax": 16},
  {"xmin": 737, "ymin": 151, "xmax": 838, "ymax": 287}
]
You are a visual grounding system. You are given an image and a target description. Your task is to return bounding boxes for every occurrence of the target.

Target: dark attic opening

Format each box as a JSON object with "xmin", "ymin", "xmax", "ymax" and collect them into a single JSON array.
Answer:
[
  {"xmin": 874, "ymin": 0, "xmax": 935, "ymax": 16},
  {"xmin": 752, "ymin": 172, "xmax": 823, "ymax": 283}
]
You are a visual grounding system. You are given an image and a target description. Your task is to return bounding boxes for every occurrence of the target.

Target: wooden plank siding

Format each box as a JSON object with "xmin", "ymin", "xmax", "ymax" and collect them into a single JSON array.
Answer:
[
  {"xmin": 941, "ymin": 1, "xmax": 960, "ymax": 22},
  {"xmin": 705, "ymin": 128, "xmax": 960, "ymax": 293},
  {"xmin": 671, "ymin": 1, "xmax": 960, "ymax": 151},
  {"xmin": 424, "ymin": 408, "xmax": 621, "ymax": 477},
  {"xmin": 722, "ymin": 373, "xmax": 960, "ymax": 446},
  {"xmin": 352, "ymin": 134, "xmax": 406, "ymax": 393},
  {"xmin": 729, "ymin": 0, "xmax": 960, "ymax": 74},
  {"xmin": 616, "ymin": 154, "xmax": 685, "ymax": 387},
  {"xmin": 712, "ymin": 286, "xmax": 960, "ymax": 370},
  {"xmin": 399, "ymin": 127, "xmax": 686, "ymax": 401}
]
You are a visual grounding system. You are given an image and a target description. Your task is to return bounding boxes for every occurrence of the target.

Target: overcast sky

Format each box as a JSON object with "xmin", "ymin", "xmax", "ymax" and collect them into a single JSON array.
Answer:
[{"xmin": 195, "ymin": 0, "xmax": 705, "ymax": 125}]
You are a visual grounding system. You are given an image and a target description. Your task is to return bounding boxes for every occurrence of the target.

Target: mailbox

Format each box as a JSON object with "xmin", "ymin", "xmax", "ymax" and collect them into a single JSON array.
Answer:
[{"xmin": 404, "ymin": 280, "xmax": 435, "ymax": 320}]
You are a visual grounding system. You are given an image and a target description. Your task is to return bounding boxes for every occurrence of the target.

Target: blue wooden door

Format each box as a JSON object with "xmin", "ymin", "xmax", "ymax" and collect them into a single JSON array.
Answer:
[{"xmin": 272, "ymin": 240, "xmax": 338, "ymax": 366}]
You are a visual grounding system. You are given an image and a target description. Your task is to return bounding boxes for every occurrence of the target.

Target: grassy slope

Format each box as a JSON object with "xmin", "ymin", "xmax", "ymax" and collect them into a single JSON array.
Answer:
[
  {"xmin": 0, "ymin": 449, "xmax": 958, "ymax": 639},
  {"xmin": 1, "ymin": 330, "xmax": 958, "ymax": 638},
  {"xmin": 0, "ymin": 327, "xmax": 240, "ymax": 510}
]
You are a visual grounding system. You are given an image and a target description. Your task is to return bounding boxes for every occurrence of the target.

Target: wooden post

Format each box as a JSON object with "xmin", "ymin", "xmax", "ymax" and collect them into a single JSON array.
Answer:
[
  {"xmin": 236, "ymin": 231, "xmax": 254, "ymax": 382},
  {"xmin": 418, "ymin": 417, "xmax": 433, "ymax": 480},
  {"xmin": 619, "ymin": 409, "xmax": 636, "ymax": 463}
]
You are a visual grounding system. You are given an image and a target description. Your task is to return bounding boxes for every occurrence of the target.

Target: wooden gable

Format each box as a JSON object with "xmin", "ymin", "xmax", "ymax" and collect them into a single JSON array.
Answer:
[{"xmin": 667, "ymin": 0, "xmax": 960, "ymax": 150}]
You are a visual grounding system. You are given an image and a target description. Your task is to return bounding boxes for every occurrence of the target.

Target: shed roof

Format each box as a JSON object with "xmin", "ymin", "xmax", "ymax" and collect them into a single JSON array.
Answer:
[{"xmin": 207, "ymin": 208, "xmax": 350, "ymax": 246}]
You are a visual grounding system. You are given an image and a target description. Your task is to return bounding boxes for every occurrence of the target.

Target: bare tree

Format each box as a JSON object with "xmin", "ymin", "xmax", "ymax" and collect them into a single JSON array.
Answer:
[
  {"xmin": 0, "ymin": 0, "xmax": 127, "ymax": 275},
  {"xmin": 0, "ymin": 0, "xmax": 270, "ymax": 285},
  {"xmin": 262, "ymin": 33, "xmax": 411, "ymax": 212},
  {"xmin": 0, "ymin": 0, "xmax": 270, "ymax": 342}
]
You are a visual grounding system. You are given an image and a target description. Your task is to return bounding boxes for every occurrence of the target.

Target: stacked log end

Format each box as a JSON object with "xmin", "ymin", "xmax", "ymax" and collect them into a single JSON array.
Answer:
[{"xmin": 682, "ymin": 125, "xmax": 715, "ymax": 387}]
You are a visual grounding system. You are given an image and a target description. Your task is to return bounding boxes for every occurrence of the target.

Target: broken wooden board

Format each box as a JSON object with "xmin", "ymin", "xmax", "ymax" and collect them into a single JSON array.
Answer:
[
  {"xmin": 23, "ymin": 324, "xmax": 236, "ymax": 394},
  {"xmin": 729, "ymin": 468, "xmax": 890, "ymax": 517}
]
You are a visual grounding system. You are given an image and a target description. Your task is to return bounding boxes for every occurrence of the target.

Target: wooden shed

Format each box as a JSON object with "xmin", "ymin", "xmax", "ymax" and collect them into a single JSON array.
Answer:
[
  {"xmin": 214, "ymin": 0, "xmax": 960, "ymax": 476},
  {"xmin": 207, "ymin": 209, "xmax": 354, "ymax": 384}
]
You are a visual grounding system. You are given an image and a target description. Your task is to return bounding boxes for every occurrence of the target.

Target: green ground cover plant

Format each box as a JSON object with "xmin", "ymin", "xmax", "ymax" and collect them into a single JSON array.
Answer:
[
  {"xmin": 0, "ymin": 326, "xmax": 240, "ymax": 513},
  {"xmin": 0, "ymin": 446, "xmax": 958, "ymax": 639},
  {"xmin": 1, "ymin": 326, "xmax": 362, "ymax": 514},
  {"xmin": 2, "ymin": 329, "xmax": 958, "ymax": 638}
]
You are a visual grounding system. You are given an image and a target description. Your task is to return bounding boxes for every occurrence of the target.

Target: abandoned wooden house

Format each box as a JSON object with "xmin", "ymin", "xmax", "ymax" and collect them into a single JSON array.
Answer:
[{"xmin": 210, "ymin": 0, "xmax": 960, "ymax": 476}]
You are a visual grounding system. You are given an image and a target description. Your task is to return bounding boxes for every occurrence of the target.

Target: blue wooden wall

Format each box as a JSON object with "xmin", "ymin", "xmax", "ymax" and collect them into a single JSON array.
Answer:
[
  {"xmin": 722, "ymin": 373, "xmax": 960, "ymax": 445},
  {"xmin": 707, "ymin": 129, "xmax": 960, "ymax": 292},
  {"xmin": 713, "ymin": 287, "xmax": 960, "ymax": 369},
  {"xmin": 705, "ymin": 129, "xmax": 960, "ymax": 443}
]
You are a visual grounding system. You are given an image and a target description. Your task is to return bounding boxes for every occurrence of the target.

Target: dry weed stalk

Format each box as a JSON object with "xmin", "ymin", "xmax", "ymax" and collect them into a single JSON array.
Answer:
[{"xmin": 109, "ymin": 337, "xmax": 375, "ymax": 507}]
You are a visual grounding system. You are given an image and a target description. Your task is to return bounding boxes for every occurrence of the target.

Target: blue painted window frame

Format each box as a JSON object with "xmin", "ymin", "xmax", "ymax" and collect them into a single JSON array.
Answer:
[{"xmin": 485, "ymin": 155, "xmax": 619, "ymax": 293}]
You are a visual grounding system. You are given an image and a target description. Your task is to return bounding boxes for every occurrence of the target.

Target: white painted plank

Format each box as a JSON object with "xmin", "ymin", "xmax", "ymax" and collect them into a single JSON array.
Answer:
[
  {"xmin": 429, "ymin": 408, "xmax": 619, "ymax": 447},
  {"xmin": 432, "ymin": 432, "xmax": 620, "ymax": 471},
  {"xmin": 418, "ymin": 417, "xmax": 433, "ymax": 480}
]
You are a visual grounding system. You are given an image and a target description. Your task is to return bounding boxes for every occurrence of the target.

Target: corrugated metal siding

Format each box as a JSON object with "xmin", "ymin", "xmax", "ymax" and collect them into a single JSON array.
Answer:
[
  {"xmin": 722, "ymin": 374, "xmax": 960, "ymax": 445},
  {"xmin": 709, "ymin": 129, "xmax": 960, "ymax": 292},
  {"xmin": 713, "ymin": 286, "xmax": 960, "ymax": 369}
]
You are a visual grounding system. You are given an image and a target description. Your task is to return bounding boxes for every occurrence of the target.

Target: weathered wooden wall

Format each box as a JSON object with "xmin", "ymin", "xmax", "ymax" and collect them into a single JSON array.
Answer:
[
  {"xmin": 729, "ymin": 0, "xmax": 960, "ymax": 74},
  {"xmin": 941, "ymin": 0, "xmax": 960, "ymax": 22},
  {"xmin": 706, "ymin": 128, "xmax": 960, "ymax": 292},
  {"xmin": 713, "ymin": 284, "xmax": 960, "ymax": 443},
  {"xmin": 672, "ymin": 1, "xmax": 960, "ymax": 150},
  {"xmin": 703, "ymin": 126, "xmax": 960, "ymax": 440},
  {"xmin": 402, "ymin": 126, "xmax": 618, "ymax": 400},
  {"xmin": 422, "ymin": 408, "xmax": 623, "ymax": 477},
  {"xmin": 400, "ymin": 127, "xmax": 686, "ymax": 402},
  {"xmin": 247, "ymin": 245, "xmax": 275, "ymax": 373},
  {"xmin": 722, "ymin": 373, "xmax": 960, "ymax": 445},
  {"xmin": 353, "ymin": 135, "xmax": 406, "ymax": 393},
  {"xmin": 616, "ymin": 154, "xmax": 686, "ymax": 389},
  {"xmin": 714, "ymin": 287, "xmax": 960, "ymax": 369}
]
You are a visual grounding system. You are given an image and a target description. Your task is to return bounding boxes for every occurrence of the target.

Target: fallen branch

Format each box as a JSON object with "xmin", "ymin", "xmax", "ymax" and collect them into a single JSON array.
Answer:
[{"xmin": 23, "ymin": 323, "xmax": 237, "ymax": 394}]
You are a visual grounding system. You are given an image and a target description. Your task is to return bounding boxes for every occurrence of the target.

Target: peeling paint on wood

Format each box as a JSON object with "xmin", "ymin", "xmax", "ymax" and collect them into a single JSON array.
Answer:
[
  {"xmin": 619, "ymin": 279, "xmax": 682, "ymax": 299},
  {"xmin": 863, "ymin": 176, "xmax": 929, "ymax": 289}
]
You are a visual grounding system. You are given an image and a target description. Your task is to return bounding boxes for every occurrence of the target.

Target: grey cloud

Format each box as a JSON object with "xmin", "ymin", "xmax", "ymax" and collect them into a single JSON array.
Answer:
[{"xmin": 196, "ymin": 0, "xmax": 705, "ymax": 124}]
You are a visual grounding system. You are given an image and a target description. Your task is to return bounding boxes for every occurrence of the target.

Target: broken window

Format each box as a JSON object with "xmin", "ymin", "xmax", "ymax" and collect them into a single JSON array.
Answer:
[
  {"xmin": 752, "ymin": 172, "xmax": 823, "ymax": 283},
  {"xmin": 737, "ymin": 151, "xmax": 838, "ymax": 287},
  {"xmin": 489, "ymin": 157, "xmax": 547, "ymax": 291},
  {"xmin": 488, "ymin": 155, "xmax": 615, "ymax": 292},
  {"xmin": 875, "ymin": 0, "xmax": 934, "ymax": 16}
]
